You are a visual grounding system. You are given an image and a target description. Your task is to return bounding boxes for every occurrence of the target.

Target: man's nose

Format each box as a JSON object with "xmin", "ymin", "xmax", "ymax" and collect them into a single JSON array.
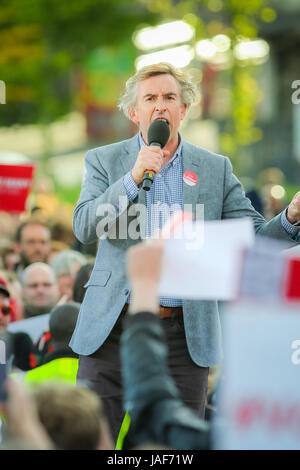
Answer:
[
  {"xmin": 155, "ymin": 97, "xmax": 167, "ymax": 112},
  {"xmin": 35, "ymin": 284, "xmax": 45, "ymax": 294},
  {"xmin": 34, "ymin": 241, "xmax": 44, "ymax": 249}
]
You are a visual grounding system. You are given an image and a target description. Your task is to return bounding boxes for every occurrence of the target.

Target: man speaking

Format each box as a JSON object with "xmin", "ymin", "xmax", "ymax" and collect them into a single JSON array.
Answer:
[{"xmin": 70, "ymin": 62, "xmax": 300, "ymax": 442}]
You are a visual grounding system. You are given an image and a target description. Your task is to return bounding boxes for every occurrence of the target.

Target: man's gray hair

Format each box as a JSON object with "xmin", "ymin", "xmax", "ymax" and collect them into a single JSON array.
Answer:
[{"xmin": 118, "ymin": 62, "xmax": 199, "ymax": 119}]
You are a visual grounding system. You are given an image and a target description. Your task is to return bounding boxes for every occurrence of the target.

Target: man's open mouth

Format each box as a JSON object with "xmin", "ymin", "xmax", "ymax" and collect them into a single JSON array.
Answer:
[{"xmin": 154, "ymin": 117, "xmax": 169, "ymax": 125}]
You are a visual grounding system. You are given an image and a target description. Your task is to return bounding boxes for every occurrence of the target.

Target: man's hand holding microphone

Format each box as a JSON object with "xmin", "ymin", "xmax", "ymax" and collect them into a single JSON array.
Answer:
[{"xmin": 131, "ymin": 119, "xmax": 170, "ymax": 190}]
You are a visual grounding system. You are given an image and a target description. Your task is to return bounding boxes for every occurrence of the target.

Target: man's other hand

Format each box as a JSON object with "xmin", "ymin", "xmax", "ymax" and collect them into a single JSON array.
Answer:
[
  {"xmin": 127, "ymin": 240, "xmax": 164, "ymax": 315},
  {"xmin": 287, "ymin": 191, "xmax": 300, "ymax": 224}
]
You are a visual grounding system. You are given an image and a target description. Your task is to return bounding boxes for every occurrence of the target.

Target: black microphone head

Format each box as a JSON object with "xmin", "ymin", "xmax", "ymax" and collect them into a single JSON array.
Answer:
[{"xmin": 147, "ymin": 119, "xmax": 170, "ymax": 148}]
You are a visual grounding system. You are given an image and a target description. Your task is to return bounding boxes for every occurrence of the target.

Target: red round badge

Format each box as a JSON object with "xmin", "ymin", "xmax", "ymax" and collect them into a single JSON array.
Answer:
[{"xmin": 183, "ymin": 171, "xmax": 198, "ymax": 186}]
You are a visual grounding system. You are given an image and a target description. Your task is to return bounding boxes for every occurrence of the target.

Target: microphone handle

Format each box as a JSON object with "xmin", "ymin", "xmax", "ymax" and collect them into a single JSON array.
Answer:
[{"xmin": 142, "ymin": 142, "xmax": 162, "ymax": 191}]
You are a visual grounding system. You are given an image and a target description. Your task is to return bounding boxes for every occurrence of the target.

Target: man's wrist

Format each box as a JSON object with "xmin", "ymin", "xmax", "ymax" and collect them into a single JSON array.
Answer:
[
  {"xmin": 286, "ymin": 214, "xmax": 300, "ymax": 225},
  {"xmin": 123, "ymin": 171, "xmax": 140, "ymax": 201},
  {"xmin": 281, "ymin": 208, "xmax": 300, "ymax": 239},
  {"xmin": 128, "ymin": 282, "xmax": 159, "ymax": 315},
  {"xmin": 131, "ymin": 169, "xmax": 143, "ymax": 186},
  {"xmin": 286, "ymin": 207, "xmax": 300, "ymax": 225}
]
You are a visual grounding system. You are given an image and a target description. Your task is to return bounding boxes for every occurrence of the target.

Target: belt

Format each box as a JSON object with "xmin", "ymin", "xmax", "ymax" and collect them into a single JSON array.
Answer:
[
  {"xmin": 121, "ymin": 303, "xmax": 183, "ymax": 319},
  {"xmin": 158, "ymin": 305, "xmax": 183, "ymax": 319}
]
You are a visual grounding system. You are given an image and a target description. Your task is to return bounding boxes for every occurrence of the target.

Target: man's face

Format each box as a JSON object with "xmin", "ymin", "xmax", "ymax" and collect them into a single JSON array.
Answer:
[
  {"xmin": 0, "ymin": 292, "xmax": 10, "ymax": 331},
  {"xmin": 129, "ymin": 73, "xmax": 187, "ymax": 145},
  {"xmin": 18, "ymin": 224, "xmax": 51, "ymax": 267},
  {"xmin": 23, "ymin": 267, "xmax": 58, "ymax": 315}
]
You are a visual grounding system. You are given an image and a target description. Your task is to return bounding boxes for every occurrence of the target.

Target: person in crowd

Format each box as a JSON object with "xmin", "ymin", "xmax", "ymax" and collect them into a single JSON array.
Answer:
[
  {"xmin": 72, "ymin": 262, "xmax": 94, "ymax": 304},
  {"xmin": 0, "ymin": 271, "xmax": 23, "ymax": 321},
  {"xmin": 50, "ymin": 250, "xmax": 87, "ymax": 303},
  {"xmin": 1, "ymin": 379, "xmax": 113, "ymax": 450},
  {"xmin": 119, "ymin": 239, "xmax": 210, "ymax": 449},
  {"xmin": 24, "ymin": 302, "xmax": 80, "ymax": 383},
  {"xmin": 14, "ymin": 217, "xmax": 52, "ymax": 281},
  {"xmin": 47, "ymin": 240, "xmax": 70, "ymax": 265},
  {"xmin": 245, "ymin": 189, "xmax": 264, "ymax": 216},
  {"xmin": 50, "ymin": 217, "xmax": 76, "ymax": 247},
  {"xmin": 0, "ymin": 240, "xmax": 20, "ymax": 271},
  {"xmin": 0, "ymin": 378, "xmax": 53, "ymax": 450},
  {"xmin": 70, "ymin": 61, "xmax": 300, "ymax": 443},
  {"xmin": 240, "ymin": 176, "xmax": 264, "ymax": 217},
  {"xmin": 0, "ymin": 278, "xmax": 34, "ymax": 371},
  {"xmin": 22, "ymin": 263, "xmax": 59, "ymax": 318},
  {"xmin": 32, "ymin": 382, "xmax": 113, "ymax": 450},
  {"xmin": 0, "ymin": 212, "xmax": 21, "ymax": 242}
]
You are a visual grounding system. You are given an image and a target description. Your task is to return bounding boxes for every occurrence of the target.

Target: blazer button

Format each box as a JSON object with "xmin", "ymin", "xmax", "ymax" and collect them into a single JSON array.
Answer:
[{"xmin": 123, "ymin": 289, "xmax": 129, "ymax": 296}]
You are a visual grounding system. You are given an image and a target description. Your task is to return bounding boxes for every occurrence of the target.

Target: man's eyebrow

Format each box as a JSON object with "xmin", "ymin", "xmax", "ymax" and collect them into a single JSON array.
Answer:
[{"xmin": 142, "ymin": 92, "xmax": 178, "ymax": 99}]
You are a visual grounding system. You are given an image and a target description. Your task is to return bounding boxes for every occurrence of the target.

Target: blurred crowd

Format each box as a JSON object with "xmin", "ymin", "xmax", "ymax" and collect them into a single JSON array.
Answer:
[
  {"xmin": 0, "ymin": 199, "xmax": 220, "ymax": 451},
  {"xmin": 0, "ymin": 208, "xmax": 104, "ymax": 449},
  {"xmin": 0, "ymin": 172, "xmax": 294, "ymax": 450},
  {"xmin": 0, "ymin": 210, "xmax": 95, "ymax": 319}
]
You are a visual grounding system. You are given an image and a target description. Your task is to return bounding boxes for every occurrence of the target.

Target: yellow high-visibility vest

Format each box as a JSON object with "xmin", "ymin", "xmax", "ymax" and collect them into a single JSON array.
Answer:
[
  {"xmin": 24, "ymin": 357, "xmax": 78, "ymax": 385},
  {"xmin": 115, "ymin": 411, "xmax": 131, "ymax": 450}
]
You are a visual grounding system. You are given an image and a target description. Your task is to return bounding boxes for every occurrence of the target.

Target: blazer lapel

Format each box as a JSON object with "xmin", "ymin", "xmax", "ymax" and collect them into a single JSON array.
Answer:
[
  {"xmin": 119, "ymin": 134, "xmax": 140, "ymax": 174},
  {"xmin": 118, "ymin": 133, "xmax": 147, "ymax": 238}
]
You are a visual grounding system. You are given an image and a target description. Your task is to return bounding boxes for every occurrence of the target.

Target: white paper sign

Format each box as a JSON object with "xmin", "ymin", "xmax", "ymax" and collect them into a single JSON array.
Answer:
[
  {"xmin": 238, "ymin": 237, "xmax": 290, "ymax": 303},
  {"xmin": 214, "ymin": 302, "xmax": 300, "ymax": 450},
  {"xmin": 159, "ymin": 218, "xmax": 255, "ymax": 300},
  {"xmin": 8, "ymin": 313, "xmax": 50, "ymax": 342}
]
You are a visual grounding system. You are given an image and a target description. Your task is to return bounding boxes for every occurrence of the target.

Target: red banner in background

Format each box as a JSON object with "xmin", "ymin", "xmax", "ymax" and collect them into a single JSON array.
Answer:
[
  {"xmin": 284, "ymin": 258, "xmax": 300, "ymax": 302},
  {"xmin": 0, "ymin": 163, "xmax": 35, "ymax": 213}
]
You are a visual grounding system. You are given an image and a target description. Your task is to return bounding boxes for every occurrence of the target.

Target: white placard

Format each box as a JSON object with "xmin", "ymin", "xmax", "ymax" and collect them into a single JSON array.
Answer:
[
  {"xmin": 238, "ymin": 236, "xmax": 291, "ymax": 303},
  {"xmin": 8, "ymin": 313, "xmax": 50, "ymax": 342},
  {"xmin": 214, "ymin": 302, "xmax": 300, "ymax": 450},
  {"xmin": 159, "ymin": 217, "xmax": 255, "ymax": 300}
]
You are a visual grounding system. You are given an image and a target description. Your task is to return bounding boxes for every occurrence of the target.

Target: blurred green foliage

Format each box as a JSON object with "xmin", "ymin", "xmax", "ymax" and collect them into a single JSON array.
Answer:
[
  {"xmin": 0, "ymin": 0, "xmax": 158, "ymax": 126},
  {"xmin": 144, "ymin": 0, "xmax": 278, "ymax": 168},
  {"xmin": 1, "ymin": 0, "xmax": 285, "ymax": 204},
  {"xmin": 54, "ymin": 181, "xmax": 81, "ymax": 206},
  {"xmin": 284, "ymin": 183, "xmax": 300, "ymax": 204}
]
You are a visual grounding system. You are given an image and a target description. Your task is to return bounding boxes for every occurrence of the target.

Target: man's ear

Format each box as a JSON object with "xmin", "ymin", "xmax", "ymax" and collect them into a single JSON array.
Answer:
[
  {"xmin": 129, "ymin": 107, "xmax": 139, "ymax": 125},
  {"xmin": 180, "ymin": 103, "xmax": 187, "ymax": 121}
]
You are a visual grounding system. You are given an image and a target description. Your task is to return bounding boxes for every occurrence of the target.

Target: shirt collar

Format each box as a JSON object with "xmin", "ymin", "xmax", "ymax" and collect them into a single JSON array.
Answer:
[{"xmin": 138, "ymin": 131, "xmax": 182, "ymax": 166}]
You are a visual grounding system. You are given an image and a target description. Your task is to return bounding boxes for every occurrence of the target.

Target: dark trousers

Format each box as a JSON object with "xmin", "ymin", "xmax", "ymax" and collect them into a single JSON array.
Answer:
[{"xmin": 77, "ymin": 312, "xmax": 209, "ymax": 444}]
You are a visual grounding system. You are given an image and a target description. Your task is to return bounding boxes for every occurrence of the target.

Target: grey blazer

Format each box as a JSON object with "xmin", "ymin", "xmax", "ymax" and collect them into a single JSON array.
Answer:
[{"xmin": 69, "ymin": 134, "xmax": 295, "ymax": 366}]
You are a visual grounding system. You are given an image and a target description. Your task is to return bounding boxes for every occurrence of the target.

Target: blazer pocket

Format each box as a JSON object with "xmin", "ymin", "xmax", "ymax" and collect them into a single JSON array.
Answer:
[{"xmin": 84, "ymin": 269, "xmax": 112, "ymax": 288}]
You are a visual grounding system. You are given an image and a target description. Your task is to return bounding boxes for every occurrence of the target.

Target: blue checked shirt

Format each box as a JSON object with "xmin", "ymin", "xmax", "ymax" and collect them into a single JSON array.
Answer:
[
  {"xmin": 281, "ymin": 210, "xmax": 300, "ymax": 241},
  {"xmin": 123, "ymin": 133, "xmax": 300, "ymax": 306},
  {"xmin": 123, "ymin": 132, "xmax": 183, "ymax": 307}
]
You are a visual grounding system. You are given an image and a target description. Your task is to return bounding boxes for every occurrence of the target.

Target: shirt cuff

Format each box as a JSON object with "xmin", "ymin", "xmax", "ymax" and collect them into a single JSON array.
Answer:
[
  {"xmin": 123, "ymin": 171, "xmax": 140, "ymax": 201},
  {"xmin": 281, "ymin": 208, "xmax": 300, "ymax": 240}
]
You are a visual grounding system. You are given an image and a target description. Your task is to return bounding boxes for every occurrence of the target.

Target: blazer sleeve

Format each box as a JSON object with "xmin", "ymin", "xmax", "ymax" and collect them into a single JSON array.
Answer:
[
  {"xmin": 222, "ymin": 157, "xmax": 298, "ymax": 243},
  {"xmin": 73, "ymin": 148, "xmax": 131, "ymax": 244}
]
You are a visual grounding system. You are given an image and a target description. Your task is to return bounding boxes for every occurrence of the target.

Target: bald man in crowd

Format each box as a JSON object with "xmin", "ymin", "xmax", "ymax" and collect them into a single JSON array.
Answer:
[{"xmin": 22, "ymin": 263, "xmax": 59, "ymax": 318}]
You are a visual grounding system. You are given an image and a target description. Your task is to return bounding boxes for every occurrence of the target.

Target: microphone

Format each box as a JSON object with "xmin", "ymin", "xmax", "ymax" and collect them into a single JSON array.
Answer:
[{"xmin": 142, "ymin": 119, "xmax": 170, "ymax": 191}]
